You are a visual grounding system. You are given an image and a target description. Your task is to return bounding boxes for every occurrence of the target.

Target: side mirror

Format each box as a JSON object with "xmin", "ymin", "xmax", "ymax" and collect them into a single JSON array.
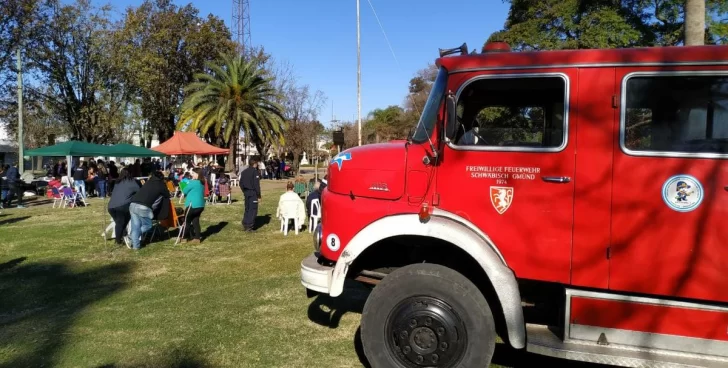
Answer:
[{"xmin": 444, "ymin": 93, "xmax": 459, "ymax": 141}]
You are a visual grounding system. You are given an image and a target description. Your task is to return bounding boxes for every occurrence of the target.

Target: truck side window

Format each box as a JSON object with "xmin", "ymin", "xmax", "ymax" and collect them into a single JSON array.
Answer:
[
  {"xmin": 623, "ymin": 74, "xmax": 728, "ymax": 155},
  {"xmin": 455, "ymin": 76, "xmax": 567, "ymax": 151}
]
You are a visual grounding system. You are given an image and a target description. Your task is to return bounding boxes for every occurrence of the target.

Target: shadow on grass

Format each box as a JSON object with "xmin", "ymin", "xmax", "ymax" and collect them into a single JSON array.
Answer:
[
  {"xmin": 254, "ymin": 214, "xmax": 271, "ymax": 230},
  {"xmin": 23, "ymin": 198, "xmax": 54, "ymax": 208},
  {"xmin": 0, "ymin": 257, "xmax": 27, "ymax": 272},
  {"xmin": 201, "ymin": 221, "xmax": 228, "ymax": 238},
  {"xmin": 0, "ymin": 261, "xmax": 131, "ymax": 368},
  {"xmin": 95, "ymin": 344, "xmax": 213, "ymax": 368},
  {"xmin": 309, "ymin": 282, "xmax": 608, "ymax": 368},
  {"xmin": 306, "ymin": 280, "xmax": 370, "ymax": 329},
  {"xmin": 0, "ymin": 216, "xmax": 31, "ymax": 226}
]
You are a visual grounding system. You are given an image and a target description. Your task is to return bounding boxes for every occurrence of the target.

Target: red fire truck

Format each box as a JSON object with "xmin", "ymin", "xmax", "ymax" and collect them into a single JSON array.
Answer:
[{"xmin": 301, "ymin": 41, "xmax": 728, "ymax": 368}]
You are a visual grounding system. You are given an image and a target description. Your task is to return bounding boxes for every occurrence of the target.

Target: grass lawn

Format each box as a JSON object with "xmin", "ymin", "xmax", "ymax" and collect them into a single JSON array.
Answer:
[{"xmin": 0, "ymin": 182, "xmax": 593, "ymax": 368}]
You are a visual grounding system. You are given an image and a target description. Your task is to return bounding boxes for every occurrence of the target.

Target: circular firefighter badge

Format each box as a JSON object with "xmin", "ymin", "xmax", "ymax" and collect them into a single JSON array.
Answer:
[{"xmin": 662, "ymin": 175, "xmax": 704, "ymax": 212}]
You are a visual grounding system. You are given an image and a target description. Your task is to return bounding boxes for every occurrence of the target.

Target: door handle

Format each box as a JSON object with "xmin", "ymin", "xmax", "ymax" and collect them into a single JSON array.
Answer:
[
  {"xmin": 725, "ymin": 186, "xmax": 728, "ymax": 191},
  {"xmin": 542, "ymin": 176, "xmax": 571, "ymax": 184}
]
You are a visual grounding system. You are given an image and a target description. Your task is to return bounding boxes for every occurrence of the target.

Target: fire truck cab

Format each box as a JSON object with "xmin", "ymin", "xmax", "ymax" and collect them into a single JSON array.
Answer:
[{"xmin": 301, "ymin": 41, "xmax": 728, "ymax": 368}]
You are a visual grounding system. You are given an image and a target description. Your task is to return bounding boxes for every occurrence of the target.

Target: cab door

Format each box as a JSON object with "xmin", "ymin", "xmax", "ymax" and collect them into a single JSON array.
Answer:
[
  {"xmin": 609, "ymin": 69, "xmax": 728, "ymax": 303},
  {"xmin": 436, "ymin": 71, "xmax": 577, "ymax": 284}
]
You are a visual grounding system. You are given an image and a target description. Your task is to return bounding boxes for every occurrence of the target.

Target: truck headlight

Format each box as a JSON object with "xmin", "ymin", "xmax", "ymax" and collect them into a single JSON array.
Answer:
[{"xmin": 313, "ymin": 223, "xmax": 322, "ymax": 252}]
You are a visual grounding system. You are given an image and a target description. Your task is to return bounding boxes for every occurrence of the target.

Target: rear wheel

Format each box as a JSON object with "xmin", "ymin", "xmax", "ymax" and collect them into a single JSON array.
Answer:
[{"xmin": 360, "ymin": 263, "xmax": 496, "ymax": 368}]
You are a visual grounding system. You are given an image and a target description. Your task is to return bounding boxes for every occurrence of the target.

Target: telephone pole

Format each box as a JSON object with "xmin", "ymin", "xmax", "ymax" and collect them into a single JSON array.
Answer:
[
  {"xmin": 356, "ymin": 0, "xmax": 362, "ymax": 146},
  {"xmin": 17, "ymin": 49, "xmax": 23, "ymax": 167}
]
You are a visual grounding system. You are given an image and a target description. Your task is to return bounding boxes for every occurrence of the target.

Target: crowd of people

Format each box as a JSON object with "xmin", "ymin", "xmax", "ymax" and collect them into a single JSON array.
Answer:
[{"xmin": 3, "ymin": 154, "xmax": 327, "ymax": 248}]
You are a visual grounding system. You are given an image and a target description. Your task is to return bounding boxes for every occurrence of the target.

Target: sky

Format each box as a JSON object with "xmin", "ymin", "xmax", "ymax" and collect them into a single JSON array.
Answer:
[{"xmin": 99, "ymin": 0, "xmax": 511, "ymax": 128}]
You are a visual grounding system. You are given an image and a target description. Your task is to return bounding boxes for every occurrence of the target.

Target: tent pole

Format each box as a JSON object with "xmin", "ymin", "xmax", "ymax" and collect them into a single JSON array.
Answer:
[{"xmin": 66, "ymin": 154, "xmax": 72, "ymax": 186}]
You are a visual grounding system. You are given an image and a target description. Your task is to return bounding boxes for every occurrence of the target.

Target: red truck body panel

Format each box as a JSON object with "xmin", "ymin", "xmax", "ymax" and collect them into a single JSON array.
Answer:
[{"xmin": 319, "ymin": 45, "xmax": 728, "ymax": 334}]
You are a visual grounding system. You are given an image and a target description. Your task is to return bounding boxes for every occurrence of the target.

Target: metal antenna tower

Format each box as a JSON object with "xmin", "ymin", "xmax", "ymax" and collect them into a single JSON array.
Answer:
[
  {"xmin": 233, "ymin": 0, "xmax": 252, "ymax": 167},
  {"xmin": 232, "ymin": 0, "xmax": 251, "ymax": 55}
]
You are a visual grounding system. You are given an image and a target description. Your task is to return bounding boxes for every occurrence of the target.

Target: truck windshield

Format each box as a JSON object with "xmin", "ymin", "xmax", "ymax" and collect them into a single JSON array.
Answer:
[{"xmin": 411, "ymin": 67, "xmax": 447, "ymax": 143}]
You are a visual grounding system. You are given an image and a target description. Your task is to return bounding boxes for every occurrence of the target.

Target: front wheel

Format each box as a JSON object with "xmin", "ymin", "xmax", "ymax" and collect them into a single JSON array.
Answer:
[{"xmin": 360, "ymin": 263, "xmax": 496, "ymax": 368}]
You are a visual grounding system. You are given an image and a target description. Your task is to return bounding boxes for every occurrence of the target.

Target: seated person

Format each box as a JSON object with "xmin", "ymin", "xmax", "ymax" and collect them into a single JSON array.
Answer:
[
  {"xmin": 276, "ymin": 181, "xmax": 306, "ymax": 230},
  {"xmin": 48, "ymin": 176, "xmax": 63, "ymax": 188},
  {"xmin": 167, "ymin": 170, "xmax": 179, "ymax": 186},
  {"xmin": 305, "ymin": 181, "xmax": 322, "ymax": 218},
  {"xmin": 458, "ymin": 126, "xmax": 481, "ymax": 145}
]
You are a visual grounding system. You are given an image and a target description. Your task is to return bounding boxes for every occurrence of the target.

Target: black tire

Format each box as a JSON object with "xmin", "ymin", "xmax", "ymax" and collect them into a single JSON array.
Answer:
[{"xmin": 360, "ymin": 263, "xmax": 496, "ymax": 368}]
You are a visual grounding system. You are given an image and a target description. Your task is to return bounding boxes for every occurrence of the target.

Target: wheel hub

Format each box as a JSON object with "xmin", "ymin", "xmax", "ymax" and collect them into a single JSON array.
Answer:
[{"xmin": 386, "ymin": 296, "xmax": 467, "ymax": 367}]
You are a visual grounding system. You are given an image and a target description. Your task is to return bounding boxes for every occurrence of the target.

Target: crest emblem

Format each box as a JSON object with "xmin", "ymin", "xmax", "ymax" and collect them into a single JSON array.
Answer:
[
  {"xmin": 330, "ymin": 152, "xmax": 351, "ymax": 170},
  {"xmin": 662, "ymin": 175, "xmax": 704, "ymax": 212},
  {"xmin": 490, "ymin": 186, "xmax": 514, "ymax": 214}
]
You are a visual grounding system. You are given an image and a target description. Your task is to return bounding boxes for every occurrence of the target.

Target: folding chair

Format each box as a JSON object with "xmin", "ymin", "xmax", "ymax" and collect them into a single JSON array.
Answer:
[
  {"xmin": 294, "ymin": 182, "xmax": 306, "ymax": 199},
  {"xmin": 178, "ymin": 181, "xmax": 188, "ymax": 204},
  {"xmin": 166, "ymin": 180, "xmax": 177, "ymax": 198},
  {"xmin": 174, "ymin": 204, "xmax": 193, "ymax": 245},
  {"xmin": 51, "ymin": 187, "xmax": 65, "ymax": 208},
  {"xmin": 60, "ymin": 187, "xmax": 85, "ymax": 208}
]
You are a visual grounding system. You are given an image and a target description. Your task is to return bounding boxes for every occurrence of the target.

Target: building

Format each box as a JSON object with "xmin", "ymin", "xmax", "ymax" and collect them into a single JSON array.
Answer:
[{"xmin": 0, "ymin": 124, "xmax": 16, "ymax": 166}]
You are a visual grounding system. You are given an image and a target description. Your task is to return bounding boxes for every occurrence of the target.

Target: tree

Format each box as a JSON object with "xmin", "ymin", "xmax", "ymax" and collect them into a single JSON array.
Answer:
[
  {"xmin": 0, "ymin": 0, "xmax": 49, "ymax": 86},
  {"xmin": 366, "ymin": 105, "xmax": 406, "ymax": 142},
  {"xmin": 27, "ymin": 0, "xmax": 130, "ymax": 143},
  {"xmin": 685, "ymin": 0, "xmax": 706, "ymax": 45},
  {"xmin": 115, "ymin": 0, "xmax": 236, "ymax": 145},
  {"xmin": 490, "ymin": 0, "xmax": 728, "ymax": 50},
  {"xmin": 402, "ymin": 64, "xmax": 438, "ymax": 132},
  {"xmin": 0, "ymin": 85, "xmax": 64, "ymax": 150},
  {"xmin": 249, "ymin": 46, "xmax": 296, "ymax": 159},
  {"xmin": 177, "ymin": 54, "xmax": 286, "ymax": 171},
  {"xmin": 280, "ymin": 83, "xmax": 326, "ymax": 175}
]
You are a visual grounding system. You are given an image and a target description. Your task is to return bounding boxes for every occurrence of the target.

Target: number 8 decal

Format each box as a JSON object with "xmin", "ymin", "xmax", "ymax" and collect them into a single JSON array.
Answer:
[{"xmin": 326, "ymin": 234, "xmax": 341, "ymax": 252}]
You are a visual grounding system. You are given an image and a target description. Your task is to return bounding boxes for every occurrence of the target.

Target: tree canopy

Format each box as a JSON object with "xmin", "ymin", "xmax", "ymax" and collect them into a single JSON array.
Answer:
[
  {"xmin": 488, "ymin": 0, "xmax": 728, "ymax": 51},
  {"xmin": 178, "ymin": 54, "xmax": 286, "ymax": 171}
]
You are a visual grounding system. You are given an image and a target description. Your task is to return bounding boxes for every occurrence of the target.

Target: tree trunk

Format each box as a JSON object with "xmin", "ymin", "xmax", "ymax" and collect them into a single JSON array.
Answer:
[
  {"xmin": 226, "ymin": 135, "xmax": 236, "ymax": 172},
  {"xmin": 685, "ymin": 0, "xmax": 706, "ymax": 46},
  {"xmin": 292, "ymin": 151, "xmax": 300, "ymax": 176}
]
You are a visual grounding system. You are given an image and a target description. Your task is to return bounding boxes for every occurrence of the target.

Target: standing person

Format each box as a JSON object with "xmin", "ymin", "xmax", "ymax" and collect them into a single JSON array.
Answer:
[
  {"xmin": 240, "ymin": 158, "xmax": 261, "ymax": 231},
  {"xmin": 4, "ymin": 162, "xmax": 24, "ymax": 208},
  {"xmin": 127, "ymin": 171, "xmax": 170, "ymax": 250},
  {"xmin": 72, "ymin": 161, "xmax": 88, "ymax": 198},
  {"xmin": 181, "ymin": 168, "xmax": 206, "ymax": 244},
  {"xmin": 107, "ymin": 168, "xmax": 139, "ymax": 246},
  {"xmin": 96, "ymin": 160, "xmax": 108, "ymax": 199},
  {"xmin": 258, "ymin": 159, "xmax": 266, "ymax": 179},
  {"xmin": 0, "ymin": 164, "xmax": 8, "ymax": 209}
]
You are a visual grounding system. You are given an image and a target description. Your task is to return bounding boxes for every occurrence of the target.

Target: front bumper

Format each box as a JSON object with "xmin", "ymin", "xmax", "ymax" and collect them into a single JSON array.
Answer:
[{"xmin": 300, "ymin": 252, "xmax": 333, "ymax": 294}]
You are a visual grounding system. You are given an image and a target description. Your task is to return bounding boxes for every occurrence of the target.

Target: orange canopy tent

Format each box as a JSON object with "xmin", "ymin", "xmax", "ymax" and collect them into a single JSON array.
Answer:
[{"xmin": 152, "ymin": 131, "xmax": 230, "ymax": 155}]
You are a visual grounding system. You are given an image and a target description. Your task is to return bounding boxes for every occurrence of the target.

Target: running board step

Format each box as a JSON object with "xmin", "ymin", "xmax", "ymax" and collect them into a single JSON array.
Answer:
[{"xmin": 526, "ymin": 324, "xmax": 728, "ymax": 368}]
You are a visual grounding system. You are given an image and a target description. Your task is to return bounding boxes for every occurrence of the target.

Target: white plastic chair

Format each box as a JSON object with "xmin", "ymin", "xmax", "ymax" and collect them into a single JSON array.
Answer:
[
  {"xmin": 278, "ymin": 199, "xmax": 302, "ymax": 236},
  {"xmin": 207, "ymin": 173, "xmax": 216, "ymax": 204},
  {"xmin": 308, "ymin": 199, "xmax": 321, "ymax": 233},
  {"xmin": 102, "ymin": 218, "xmax": 115, "ymax": 240}
]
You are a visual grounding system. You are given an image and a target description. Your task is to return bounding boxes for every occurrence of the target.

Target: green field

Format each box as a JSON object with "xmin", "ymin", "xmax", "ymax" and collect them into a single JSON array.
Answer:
[{"xmin": 0, "ymin": 182, "xmax": 594, "ymax": 367}]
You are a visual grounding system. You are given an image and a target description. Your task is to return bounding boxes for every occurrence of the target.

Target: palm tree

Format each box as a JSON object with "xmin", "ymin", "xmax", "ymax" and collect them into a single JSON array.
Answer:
[{"xmin": 177, "ymin": 54, "xmax": 286, "ymax": 170}]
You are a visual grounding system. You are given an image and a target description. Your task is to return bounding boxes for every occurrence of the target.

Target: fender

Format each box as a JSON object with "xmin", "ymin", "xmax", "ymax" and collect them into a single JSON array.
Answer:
[{"xmin": 329, "ymin": 208, "xmax": 526, "ymax": 349}]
